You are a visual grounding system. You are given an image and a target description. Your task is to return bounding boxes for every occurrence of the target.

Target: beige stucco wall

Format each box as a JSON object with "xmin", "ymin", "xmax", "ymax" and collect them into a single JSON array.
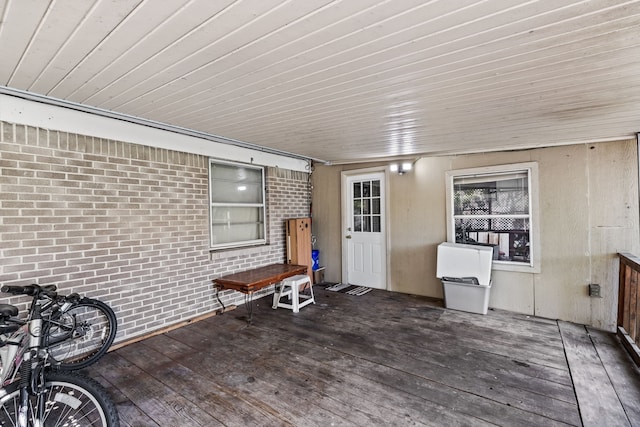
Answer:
[{"xmin": 311, "ymin": 139, "xmax": 639, "ymax": 330}]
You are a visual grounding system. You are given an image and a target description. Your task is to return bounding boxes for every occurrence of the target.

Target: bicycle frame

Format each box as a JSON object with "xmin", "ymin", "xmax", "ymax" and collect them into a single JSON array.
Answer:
[
  {"xmin": 0, "ymin": 322, "xmax": 27, "ymax": 386},
  {"xmin": 3, "ymin": 284, "xmax": 118, "ymax": 372},
  {"xmin": 4, "ymin": 288, "xmax": 80, "ymax": 350},
  {"xmin": 0, "ymin": 285, "xmax": 120, "ymax": 427},
  {"xmin": 0, "ymin": 299, "xmax": 48, "ymax": 427}
]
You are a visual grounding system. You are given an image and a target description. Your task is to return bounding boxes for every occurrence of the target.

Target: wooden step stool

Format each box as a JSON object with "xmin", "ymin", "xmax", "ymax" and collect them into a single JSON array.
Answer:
[{"xmin": 272, "ymin": 274, "xmax": 315, "ymax": 313}]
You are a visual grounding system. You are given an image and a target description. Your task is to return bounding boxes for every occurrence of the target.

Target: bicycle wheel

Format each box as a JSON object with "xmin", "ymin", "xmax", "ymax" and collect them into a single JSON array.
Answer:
[
  {"xmin": 0, "ymin": 371, "xmax": 120, "ymax": 426},
  {"xmin": 45, "ymin": 298, "xmax": 117, "ymax": 370}
]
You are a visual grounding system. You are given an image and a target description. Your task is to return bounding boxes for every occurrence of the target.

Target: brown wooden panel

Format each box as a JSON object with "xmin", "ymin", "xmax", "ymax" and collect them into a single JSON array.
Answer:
[
  {"xmin": 620, "ymin": 253, "xmax": 640, "ymax": 272},
  {"xmin": 616, "ymin": 253, "xmax": 640, "ymax": 368},
  {"xmin": 286, "ymin": 218, "xmax": 313, "ymax": 284},
  {"xmin": 618, "ymin": 326, "xmax": 640, "ymax": 368},
  {"xmin": 623, "ymin": 265, "xmax": 632, "ymax": 332},
  {"xmin": 631, "ymin": 271, "xmax": 639, "ymax": 342},
  {"xmin": 636, "ymin": 283, "xmax": 640, "ymax": 347},
  {"xmin": 618, "ymin": 257, "xmax": 626, "ymax": 326}
]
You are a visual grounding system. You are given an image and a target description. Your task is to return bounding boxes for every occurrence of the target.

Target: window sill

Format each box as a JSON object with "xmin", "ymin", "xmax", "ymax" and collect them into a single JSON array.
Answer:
[
  {"xmin": 492, "ymin": 261, "xmax": 540, "ymax": 274},
  {"xmin": 209, "ymin": 243, "xmax": 272, "ymax": 260}
]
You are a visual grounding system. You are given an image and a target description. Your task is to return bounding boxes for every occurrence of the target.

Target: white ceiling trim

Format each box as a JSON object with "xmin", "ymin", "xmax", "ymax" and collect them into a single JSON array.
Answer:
[{"xmin": 0, "ymin": 89, "xmax": 314, "ymax": 172}]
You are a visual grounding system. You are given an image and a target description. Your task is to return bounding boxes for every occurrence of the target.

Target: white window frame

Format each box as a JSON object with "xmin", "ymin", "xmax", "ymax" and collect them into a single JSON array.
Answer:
[
  {"xmin": 209, "ymin": 159, "xmax": 266, "ymax": 250},
  {"xmin": 445, "ymin": 162, "xmax": 540, "ymax": 273}
]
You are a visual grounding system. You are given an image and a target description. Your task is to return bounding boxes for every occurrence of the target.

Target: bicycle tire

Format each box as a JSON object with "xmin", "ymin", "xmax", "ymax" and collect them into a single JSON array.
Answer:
[
  {"xmin": 44, "ymin": 298, "xmax": 117, "ymax": 371},
  {"xmin": 0, "ymin": 371, "xmax": 120, "ymax": 426}
]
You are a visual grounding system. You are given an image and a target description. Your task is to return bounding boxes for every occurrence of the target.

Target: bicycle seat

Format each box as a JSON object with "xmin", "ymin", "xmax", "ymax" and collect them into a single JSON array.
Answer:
[
  {"xmin": 66, "ymin": 293, "xmax": 81, "ymax": 302},
  {"xmin": 42, "ymin": 285, "xmax": 57, "ymax": 292},
  {"xmin": 0, "ymin": 304, "xmax": 18, "ymax": 318}
]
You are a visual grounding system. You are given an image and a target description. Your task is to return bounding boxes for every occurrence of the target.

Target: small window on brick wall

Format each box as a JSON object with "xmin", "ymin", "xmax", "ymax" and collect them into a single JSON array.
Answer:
[
  {"xmin": 445, "ymin": 162, "xmax": 540, "ymax": 273},
  {"xmin": 209, "ymin": 160, "xmax": 266, "ymax": 250}
]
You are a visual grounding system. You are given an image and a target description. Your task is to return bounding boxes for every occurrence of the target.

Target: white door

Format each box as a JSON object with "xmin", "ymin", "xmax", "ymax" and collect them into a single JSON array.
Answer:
[{"xmin": 342, "ymin": 171, "xmax": 387, "ymax": 289}]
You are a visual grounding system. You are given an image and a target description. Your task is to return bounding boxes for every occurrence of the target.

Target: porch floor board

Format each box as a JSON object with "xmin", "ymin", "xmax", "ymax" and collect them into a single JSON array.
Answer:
[{"xmin": 85, "ymin": 287, "xmax": 640, "ymax": 426}]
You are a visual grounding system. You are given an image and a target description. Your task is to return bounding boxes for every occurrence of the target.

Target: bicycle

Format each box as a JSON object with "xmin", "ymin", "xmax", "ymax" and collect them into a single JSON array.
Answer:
[
  {"xmin": 2, "ymin": 284, "xmax": 117, "ymax": 371},
  {"xmin": 0, "ymin": 285, "xmax": 120, "ymax": 426}
]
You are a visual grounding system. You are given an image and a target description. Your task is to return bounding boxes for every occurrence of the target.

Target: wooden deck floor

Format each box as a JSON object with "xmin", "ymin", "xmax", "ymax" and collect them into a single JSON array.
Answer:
[{"xmin": 85, "ymin": 287, "xmax": 640, "ymax": 426}]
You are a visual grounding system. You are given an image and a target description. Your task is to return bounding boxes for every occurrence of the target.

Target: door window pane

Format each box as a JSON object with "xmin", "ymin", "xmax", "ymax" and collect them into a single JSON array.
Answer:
[
  {"xmin": 352, "ymin": 179, "xmax": 382, "ymax": 234},
  {"xmin": 363, "ymin": 216, "xmax": 371, "ymax": 232},
  {"xmin": 354, "ymin": 216, "xmax": 362, "ymax": 232},
  {"xmin": 362, "ymin": 199, "xmax": 370, "ymax": 215},
  {"xmin": 353, "ymin": 182, "xmax": 361, "ymax": 198},
  {"xmin": 372, "ymin": 180, "xmax": 380, "ymax": 197},
  {"xmin": 372, "ymin": 198, "xmax": 380, "ymax": 214},
  {"xmin": 363, "ymin": 182, "xmax": 370, "ymax": 197},
  {"xmin": 372, "ymin": 215, "xmax": 381, "ymax": 232}
]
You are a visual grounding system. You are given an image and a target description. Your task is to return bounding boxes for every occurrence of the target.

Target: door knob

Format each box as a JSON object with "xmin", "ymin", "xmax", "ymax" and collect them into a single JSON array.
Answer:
[{"xmin": 346, "ymin": 235, "xmax": 352, "ymax": 239}]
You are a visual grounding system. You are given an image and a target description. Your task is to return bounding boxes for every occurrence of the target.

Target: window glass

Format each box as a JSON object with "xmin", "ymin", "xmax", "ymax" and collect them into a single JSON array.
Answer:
[
  {"xmin": 447, "ymin": 165, "xmax": 538, "ymax": 270},
  {"xmin": 353, "ymin": 199, "xmax": 362, "ymax": 215},
  {"xmin": 372, "ymin": 180, "xmax": 380, "ymax": 197},
  {"xmin": 372, "ymin": 215, "xmax": 381, "ymax": 232},
  {"xmin": 363, "ymin": 199, "xmax": 370, "ymax": 215},
  {"xmin": 209, "ymin": 160, "xmax": 266, "ymax": 249},
  {"xmin": 353, "ymin": 182, "xmax": 361, "ymax": 198},
  {"xmin": 363, "ymin": 216, "xmax": 371, "ymax": 232},
  {"xmin": 372, "ymin": 198, "xmax": 380, "ymax": 214},
  {"xmin": 354, "ymin": 215, "xmax": 362, "ymax": 232},
  {"xmin": 210, "ymin": 163, "xmax": 263, "ymax": 204}
]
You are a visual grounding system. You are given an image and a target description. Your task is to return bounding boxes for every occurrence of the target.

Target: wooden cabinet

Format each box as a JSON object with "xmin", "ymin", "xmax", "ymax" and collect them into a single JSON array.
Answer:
[{"xmin": 286, "ymin": 217, "xmax": 313, "ymax": 284}]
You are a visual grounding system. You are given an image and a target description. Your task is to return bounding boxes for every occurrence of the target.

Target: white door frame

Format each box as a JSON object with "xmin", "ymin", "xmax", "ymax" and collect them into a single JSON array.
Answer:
[{"xmin": 341, "ymin": 167, "xmax": 391, "ymax": 289}]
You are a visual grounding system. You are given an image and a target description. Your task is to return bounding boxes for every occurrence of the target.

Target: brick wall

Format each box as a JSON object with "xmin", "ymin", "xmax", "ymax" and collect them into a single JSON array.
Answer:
[{"xmin": 0, "ymin": 121, "xmax": 311, "ymax": 342}]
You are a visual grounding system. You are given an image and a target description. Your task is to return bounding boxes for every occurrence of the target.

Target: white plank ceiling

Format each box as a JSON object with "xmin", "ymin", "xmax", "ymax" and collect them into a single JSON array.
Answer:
[{"xmin": 1, "ymin": 0, "xmax": 640, "ymax": 163}]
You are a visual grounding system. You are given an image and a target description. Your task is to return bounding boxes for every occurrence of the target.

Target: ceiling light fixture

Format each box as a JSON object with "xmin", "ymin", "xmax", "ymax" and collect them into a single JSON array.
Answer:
[{"xmin": 390, "ymin": 162, "xmax": 412, "ymax": 175}]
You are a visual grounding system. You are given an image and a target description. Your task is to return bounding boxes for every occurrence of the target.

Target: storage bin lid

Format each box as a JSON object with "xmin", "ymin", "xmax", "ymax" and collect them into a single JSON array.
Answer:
[{"xmin": 436, "ymin": 242, "xmax": 493, "ymax": 286}]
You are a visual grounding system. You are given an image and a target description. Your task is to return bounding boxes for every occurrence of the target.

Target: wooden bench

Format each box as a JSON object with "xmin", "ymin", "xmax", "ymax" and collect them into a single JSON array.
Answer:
[{"xmin": 213, "ymin": 263, "xmax": 307, "ymax": 322}]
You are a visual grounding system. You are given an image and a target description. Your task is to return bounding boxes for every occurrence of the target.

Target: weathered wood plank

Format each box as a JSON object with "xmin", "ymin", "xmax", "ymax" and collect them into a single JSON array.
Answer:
[
  {"xmin": 328, "ymin": 311, "xmax": 574, "ymax": 394},
  {"xmin": 587, "ymin": 327, "xmax": 640, "ymax": 427},
  {"xmin": 242, "ymin": 298, "xmax": 580, "ymax": 425},
  {"xmin": 277, "ymin": 290, "xmax": 571, "ymax": 379},
  {"xmin": 151, "ymin": 323, "xmax": 358, "ymax": 427},
  {"xmin": 83, "ymin": 288, "xmax": 639, "ymax": 427},
  {"xmin": 186, "ymin": 291, "xmax": 580, "ymax": 425},
  {"xmin": 341, "ymin": 303, "xmax": 568, "ymax": 369},
  {"xmin": 290, "ymin": 293, "xmax": 573, "ymax": 392},
  {"xmin": 188, "ymin": 312, "xmax": 577, "ymax": 426},
  {"xmin": 113, "ymin": 338, "xmax": 294, "ymax": 427},
  {"xmin": 180, "ymin": 323, "xmax": 494, "ymax": 426},
  {"xmin": 559, "ymin": 321, "xmax": 631, "ymax": 427},
  {"xmin": 87, "ymin": 371, "xmax": 160, "ymax": 427},
  {"xmin": 89, "ymin": 352, "xmax": 225, "ymax": 427},
  {"xmin": 161, "ymin": 329, "xmax": 442, "ymax": 426},
  {"xmin": 146, "ymin": 333, "xmax": 373, "ymax": 426}
]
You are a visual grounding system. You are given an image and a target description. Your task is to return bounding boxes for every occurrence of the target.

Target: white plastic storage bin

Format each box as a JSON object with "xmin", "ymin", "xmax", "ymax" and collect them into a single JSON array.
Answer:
[{"xmin": 436, "ymin": 242, "xmax": 494, "ymax": 315}]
